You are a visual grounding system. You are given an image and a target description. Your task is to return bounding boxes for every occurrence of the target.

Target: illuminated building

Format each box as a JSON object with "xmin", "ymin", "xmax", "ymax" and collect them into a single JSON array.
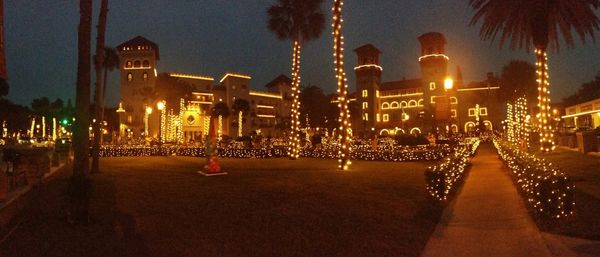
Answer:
[
  {"xmin": 562, "ymin": 97, "xmax": 600, "ymax": 129},
  {"xmin": 353, "ymin": 32, "xmax": 503, "ymax": 136}
]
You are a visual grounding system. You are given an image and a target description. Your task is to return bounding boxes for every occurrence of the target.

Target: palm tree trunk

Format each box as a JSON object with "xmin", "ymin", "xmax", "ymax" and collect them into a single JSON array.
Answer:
[
  {"xmin": 332, "ymin": 0, "xmax": 352, "ymax": 170},
  {"xmin": 69, "ymin": 0, "xmax": 93, "ymax": 223},
  {"xmin": 535, "ymin": 46, "xmax": 555, "ymax": 152},
  {"xmin": 288, "ymin": 36, "xmax": 301, "ymax": 159},
  {"xmin": 91, "ymin": 0, "xmax": 108, "ymax": 174}
]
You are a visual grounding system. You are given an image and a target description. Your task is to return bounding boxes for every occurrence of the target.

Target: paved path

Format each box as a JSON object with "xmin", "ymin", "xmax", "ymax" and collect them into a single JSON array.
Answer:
[{"xmin": 421, "ymin": 143, "xmax": 553, "ymax": 257}]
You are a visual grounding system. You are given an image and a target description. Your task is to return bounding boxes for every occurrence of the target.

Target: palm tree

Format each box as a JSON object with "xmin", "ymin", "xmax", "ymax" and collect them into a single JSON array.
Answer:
[
  {"xmin": 469, "ymin": 0, "xmax": 600, "ymax": 152},
  {"xmin": 267, "ymin": 0, "xmax": 325, "ymax": 159},
  {"xmin": 69, "ymin": 0, "xmax": 93, "ymax": 224},
  {"xmin": 332, "ymin": 0, "xmax": 352, "ymax": 170},
  {"xmin": 232, "ymin": 98, "xmax": 250, "ymax": 137},
  {"xmin": 211, "ymin": 102, "xmax": 230, "ymax": 119},
  {"xmin": 91, "ymin": 0, "xmax": 109, "ymax": 174}
]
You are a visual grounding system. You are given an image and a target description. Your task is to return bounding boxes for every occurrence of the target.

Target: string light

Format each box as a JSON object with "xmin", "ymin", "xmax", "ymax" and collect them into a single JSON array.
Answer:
[
  {"xmin": 494, "ymin": 139, "xmax": 574, "ymax": 218},
  {"xmin": 506, "ymin": 103, "xmax": 515, "ymax": 143},
  {"xmin": 287, "ymin": 38, "xmax": 302, "ymax": 159},
  {"xmin": 238, "ymin": 111, "xmax": 243, "ymax": 137},
  {"xmin": 535, "ymin": 48, "xmax": 555, "ymax": 152},
  {"xmin": 332, "ymin": 0, "xmax": 352, "ymax": 170}
]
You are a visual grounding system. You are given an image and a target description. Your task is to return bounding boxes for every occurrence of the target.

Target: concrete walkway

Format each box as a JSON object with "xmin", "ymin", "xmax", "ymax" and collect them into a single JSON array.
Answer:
[{"xmin": 421, "ymin": 143, "xmax": 553, "ymax": 257}]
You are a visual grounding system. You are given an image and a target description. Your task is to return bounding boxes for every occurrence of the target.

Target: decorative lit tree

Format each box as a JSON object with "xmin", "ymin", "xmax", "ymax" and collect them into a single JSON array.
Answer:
[
  {"xmin": 232, "ymin": 98, "xmax": 250, "ymax": 137},
  {"xmin": 332, "ymin": 0, "xmax": 352, "ymax": 170},
  {"xmin": 267, "ymin": 0, "xmax": 326, "ymax": 159},
  {"xmin": 469, "ymin": 0, "xmax": 600, "ymax": 152}
]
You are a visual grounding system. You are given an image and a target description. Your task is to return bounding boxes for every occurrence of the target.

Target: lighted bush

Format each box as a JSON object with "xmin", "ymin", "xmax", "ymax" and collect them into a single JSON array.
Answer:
[
  {"xmin": 425, "ymin": 145, "xmax": 474, "ymax": 201},
  {"xmin": 493, "ymin": 139, "xmax": 575, "ymax": 219}
]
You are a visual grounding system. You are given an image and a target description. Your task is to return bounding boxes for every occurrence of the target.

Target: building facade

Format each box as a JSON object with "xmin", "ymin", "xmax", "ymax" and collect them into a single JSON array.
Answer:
[
  {"xmin": 116, "ymin": 36, "xmax": 292, "ymax": 143},
  {"xmin": 353, "ymin": 32, "xmax": 503, "ymax": 136}
]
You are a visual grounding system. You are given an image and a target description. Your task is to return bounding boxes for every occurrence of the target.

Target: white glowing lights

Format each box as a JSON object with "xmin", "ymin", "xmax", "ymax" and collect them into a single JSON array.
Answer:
[
  {"xmin": 332, "ymin": 0, "xmax": 353, "ymax": 171},
  {"xmin": 219, "ymin": 73, "xmax": 252, "ymax": 83},
  {"xmin": 418, "ymin": 54, "xmax": 449, "ymax": 62},
  {"xmin": 535, "ymin": 48, "xmax": 555, "ymax": 152},
  {"xmin": 288, "ymin": 39, "xmax": 302, "ymax": 159},
  {"xmin": 170, "ymin": 73, "xmax": 215, "ymax": 81},
  {"xmin": 249, "ymin": 91, "xmax": 282, "ymax": 99},
  {"xmin": 353, "ymin": 64, "xmax": 383, "ymax": 71}
]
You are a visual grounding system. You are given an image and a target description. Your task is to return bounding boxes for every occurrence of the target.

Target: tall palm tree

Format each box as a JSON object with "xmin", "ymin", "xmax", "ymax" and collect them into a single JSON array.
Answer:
[
  {"xmin": 469, "ymin": 0, "xmax": 600, "ymax": 152},
  {"xmin": 69, "ymin": 0, "xmax": 93, "ymax": 224},
  {"xmin": 91, "ymin": 0, "xmax": 109, "ymax": 174},
  {"xmin": 332, "ymin": 0, "xmax": 352, "ymax": 170},
  {"xmin": 267, "ymin": 0, "xmax": 325, "ymax": 159},
  {"xmin": 232, "ymin": 98, "xmax": 250, "ymax": 137}
]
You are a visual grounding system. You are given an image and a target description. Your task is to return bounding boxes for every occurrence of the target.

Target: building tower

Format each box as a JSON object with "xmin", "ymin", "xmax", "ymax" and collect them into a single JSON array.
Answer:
[
  {"xmin": 116, "ymin": 36, "xmax": 160, "ymax": 138},
  {"xmin": 418, "ymin": 32, "xmax": 456, "ymax": 131},
  {"xmin": 354, "ymin": 44, "xmax": 382, "ymax": 134}
]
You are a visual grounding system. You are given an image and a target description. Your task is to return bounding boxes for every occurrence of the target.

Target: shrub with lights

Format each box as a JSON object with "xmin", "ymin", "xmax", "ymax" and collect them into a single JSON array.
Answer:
[
  {"xmin": 493, "ymin": 139, "xmax": 574, "ymax": 219},
  {"xmin": 425, "ymin": 142, "xmax": 477, "ymax": 202}
]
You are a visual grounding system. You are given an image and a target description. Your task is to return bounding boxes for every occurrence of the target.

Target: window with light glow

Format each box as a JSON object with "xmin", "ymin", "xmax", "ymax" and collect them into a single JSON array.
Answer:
[
  {"xmin": 142, "ymin": 60, "xmax": 150, "ymax": 67},
  {"xmin": 430, "ymin": 96, "xmax": 436, "ymax": 104},
  {"xmin": 418, "ymin": 99, "xmax": 424, "ymax": 106},
  {"xmin": 429, "ymin": 82, "xmax": 436, "ymax": 90},
  {"xmin": 383, "ymin": 114, "xmax": 389, "ymax": 122},
  {"xmin": 468, "ymin": 108, "xmax": 476, "ymax": 117},
  {"xmin": 480, "ymin": 107, "xmax": 488, "ymax": 116},
  {"xmin": 125, "ymin": 61, "xmax": 132, "ymax": 68},
  {"xmin": 133, "ymin": 60, "xmax": 141, "ymax": 68},
  {"xmin": 362, "ymin": 90, "xmax": 368, "ymax": 97},
  {"xmin": 364, "ymin": 113, "xmax": 369, "ymax": 121},
  {"xmin": 382, "ymin": 102, "xmax": 389, "ymax": 109},
  {"xmin": 391, "ymin": 101, "xmax": 399, "ymax": 109},
  {"xmin": 451, "ymin": 109, "xmax": 457, "ymax": 117},
  {"xmin": 450, "ymin": 97, "xmax": 458, "ymax": 104},
  {"xmin": 143, "ymin": 72, "xmax": 148, "ymax": 81},
  {"xmin": 127, "ymin": 73, "xmax": 133, "ymax": 82},
  {"xmin": 362, "ymin": 102, "xmax": 368, "ymax": 109},
  {"xmin": 401, "ymin": 101, "xmax": 408, "ymax": 108},
  {"xmin": 408, "ymin": 100, "xmax": 417, "ymax": 107}
]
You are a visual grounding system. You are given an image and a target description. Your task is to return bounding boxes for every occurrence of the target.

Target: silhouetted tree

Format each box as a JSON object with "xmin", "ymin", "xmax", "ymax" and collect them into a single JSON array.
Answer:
[
  {"xmin": 91, "ymin": 0, "xmax": 110, "ymax": 174},
  {"xmin": 469, "ymin": 0, "xmax": 600, "ymax": 152},
  {"xmin": 500, "ymin": 60, "xmax": 537, "ymax": 104},
  {"xmin": 267, "ymin": 0, "xmax": 325, "ymax": 158},
  {"xmin": 563, "ymin": 71, "xmax": 600, "ymax": 106}
]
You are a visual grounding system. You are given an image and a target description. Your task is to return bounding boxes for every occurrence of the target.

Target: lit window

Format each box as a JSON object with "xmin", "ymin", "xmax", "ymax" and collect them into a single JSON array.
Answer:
[
  {"xmin": 430, "ymin": 96, "xmax": 436, "ymax": 104},
  {"xmin": 125, "ymin": 60, "xmax": 132, "ymax": 68},
  {"xmin": 408, "ymin": 100, "xmax": 417, "ymax": 107},
  {"xmin": 377, "ymin": 113, "xmax": 381, "ymax": 122},
  {"xmin": 362, "ymin": 102, "xmax": 368, "ymax": 109},
  {"xmin": 364, "ymin": 113, "xmax": 369, "ymax": 121},
  {"xmin": 429, "ymin": 82, "xmax": 436, "ymax": 90},
  {"xmin": 362, "ymin": 90, "xmax": 368, "ymax": 97},
  {"xmin": 143, "ymin": 72, "xmax": 148, "ymax": 81},
  {"xmin": 382, "ymin": 102, "xmax": 389, "ymax": 109},
  {"xmin": 468, "ymin": 108, "xmax": 476, "ymax": 117},
  {"xmin": 383, "ymin": 114, "xmax": 389, "ymax": 122},
  {"xmin": 133, "ymin": 60, "xmax": 141, "ymax": 68},
  {"xmin": 391, "ymin": 102, "xmax": 399, "ymax": 109},
  {"xmin": 127, "ymin": 73, "xmax": 133, "ymax": 82},
  {"xmin": 142, "ymin": 60, "xmax": 150, "ymax": 67},
  {"xmin": 376, "ymin": 90, "xmax": 380, "ymax": 97},
  {"xmin": 480, "ymin": 107, "xmax": 488, "ymax": 116},
  {"xmin": 400, "ymin": 101, "xmax": 408, "ymax": 108},
  {"xmin": 451, "ymin": 109, "xmax": 457, "ymax": 118},
  {"xmin": 450, "ymin": 97, "xmax": 458, "ymax": 104},
  {"xmin": 127, "ymin": 115, "xmax": 132, "ymax": 123},
  {"xmin": 418, "ymin": 99, "xmax": 424, "ymax": 106}
]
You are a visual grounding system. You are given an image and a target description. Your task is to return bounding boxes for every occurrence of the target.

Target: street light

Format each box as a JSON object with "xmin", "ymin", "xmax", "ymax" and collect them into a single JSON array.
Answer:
[
  {"xmin": 144, "ymin": 106, "xmax": 153, "ymax": 137},
  {"xmin": 444, "ymin": 77, "xmax": 453, "ymax": 90},
  {"xmin": 156, "ymin": 100, "xmax": 166, "ymax": 142}
]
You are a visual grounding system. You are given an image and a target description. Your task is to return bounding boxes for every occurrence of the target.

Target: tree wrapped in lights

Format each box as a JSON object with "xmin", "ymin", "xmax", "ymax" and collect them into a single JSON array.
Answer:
[
  {"xmin": 332, "ymin": 0, "xmax": 352, "ymax": 170},
  {"xmin": 469, "ymin": 0, "xmax": 600, "ymax": 152},
  {"xmin": 267, "ymin": 0, "xmax": 326, "ymax": 159},
  {"xmin": 506, "ymin": 103, "xmax": 515, "ymax": 143}
]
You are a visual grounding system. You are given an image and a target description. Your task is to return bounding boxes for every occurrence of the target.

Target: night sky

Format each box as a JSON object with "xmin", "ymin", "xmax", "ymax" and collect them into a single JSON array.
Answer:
[{"xmin": 5, "ymin": 0, "xmax": 600, "ymax": 107}]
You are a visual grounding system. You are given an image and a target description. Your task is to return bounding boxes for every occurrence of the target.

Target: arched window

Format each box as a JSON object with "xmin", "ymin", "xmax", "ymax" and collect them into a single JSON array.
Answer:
[
  {"xmin": 390, "ymin": 101, "xmax": 399, "ymax": 109},
  {"xmin": 142, "ymin": 60, "xmax": 150, "ymax": 67},
  {"xmin": 133, "ymin": 60, "xmax": 141, "ymax": 68},
  {"xmin": 382, "ymin": 102, "xmax": 390, "ymax": 109},
  {"xmin": 408, "ymin": 100, "xmax": 417, "ymax": 107},
  {"xmin": 400, "ymin": 101, "xmax": 408, "ymax": 108},
  {"xmin": 125, "ymin": 60, "xmax": 132, "ymax": 68},
  {"xmin": 418, "ymin": 99, "xmax": 424, "ymax": 106},
  {"xmin": 450, "ymin": 97, "xmax": 458, "ymax": 104},
  {"xmin": 127, "ymin": 73, "xmax": 133, "ymax": 82},
  {"xmin": 142, "ymin": 72, "xmax": 148, "ymax": 81}
]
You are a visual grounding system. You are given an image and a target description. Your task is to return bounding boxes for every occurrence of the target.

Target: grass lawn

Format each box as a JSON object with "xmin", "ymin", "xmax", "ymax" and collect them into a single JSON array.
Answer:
[
  {"xmin": 0, "ymin": 157, "xmax": 442, "ymax": 257},
  {"xmin": 534, "ymin": 148, "xmax": 600, "ymax": 240}
]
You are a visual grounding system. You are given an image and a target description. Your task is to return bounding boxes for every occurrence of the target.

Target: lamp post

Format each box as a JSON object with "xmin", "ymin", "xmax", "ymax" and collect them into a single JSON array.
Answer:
[
  {"xmin": 145, "ymin": 106, "xmax": 153, "ymax": 137},
  {"xmin": 444, "ymin": 77, "xmax": 453, "ymax": 134},
  {"xmin": 157, "ymin": 100, "xmax": 165, "ymax": 143}
]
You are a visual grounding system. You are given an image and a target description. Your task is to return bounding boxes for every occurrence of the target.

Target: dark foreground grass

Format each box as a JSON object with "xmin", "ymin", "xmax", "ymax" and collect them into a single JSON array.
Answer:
[
  {"xmin": 534, "ymin": 148, "xmax": 600, "ymax": 240},
  {"xmin": 0, "ymin": 157, "xmax": 442, "ymax": 257}
]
